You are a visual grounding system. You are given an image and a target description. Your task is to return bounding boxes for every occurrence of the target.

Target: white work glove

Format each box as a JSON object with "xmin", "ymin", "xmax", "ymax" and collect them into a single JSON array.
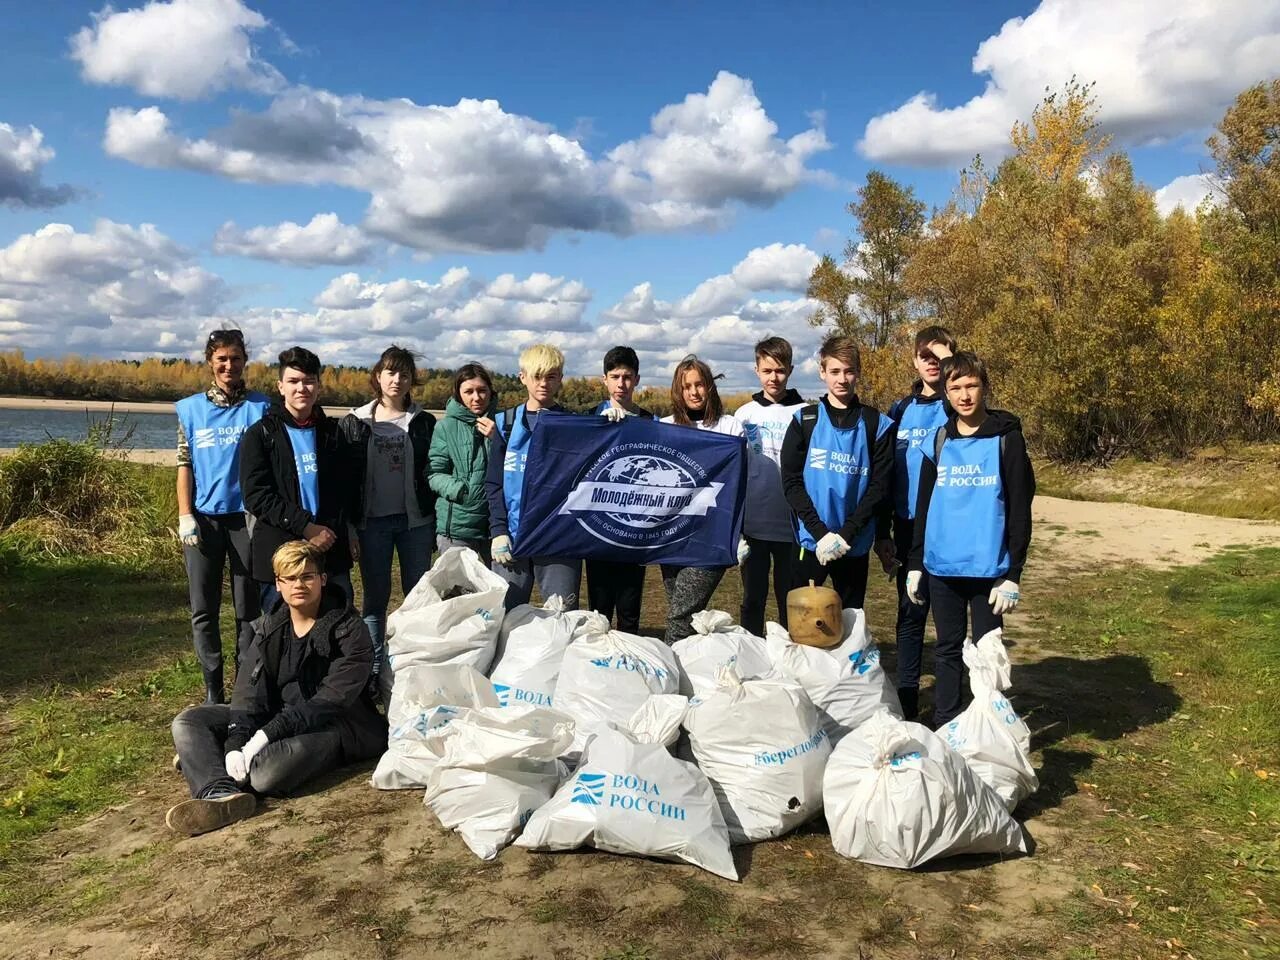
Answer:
[
  {"xmin": 815, "ymin": 532, "xmax": 850, "ymax": 566},
  {"xmin": 225, "ymin": 750, "xmax": 247, "ymax": 784},
  {"xmin": 905, "ymin": 570, "xmax": 926, "ymax": 605},
  {"xmin": 178, "ymin": 513, "xmax": 199, "ymax": 547},
  {"xmin": 491, "ymin": 535, "xmax": 515, "ymax": 567},
  {"xmin": 989, "ymin": 579, "xmax": 1021, "ymax": 615},
  {"xmin": 242, "ymin": 730, "xmax": 269, "ymax": 767},
  {"xmin": 601, "ymin": 405, "xmax": 629, "ymax": 422},
  {"xmin": 737, "ymin": 537, "xmax": 751, "ymax": 565}
]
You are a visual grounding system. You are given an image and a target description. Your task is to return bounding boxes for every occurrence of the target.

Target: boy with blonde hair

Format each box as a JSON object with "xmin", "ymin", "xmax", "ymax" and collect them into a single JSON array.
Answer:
[
  {"xmin": 485, "ymin": 343, "xmax": 582, "ymax": 610},
  {"xmin": 167, "ymin": 541, "xmax": 385, "ymax": 835}
]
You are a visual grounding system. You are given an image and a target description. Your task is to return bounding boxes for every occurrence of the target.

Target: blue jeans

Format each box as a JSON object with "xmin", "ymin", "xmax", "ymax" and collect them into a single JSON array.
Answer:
[{"xmin": 359, "ymin": 514, "xmax": 434, "ymax": 670}]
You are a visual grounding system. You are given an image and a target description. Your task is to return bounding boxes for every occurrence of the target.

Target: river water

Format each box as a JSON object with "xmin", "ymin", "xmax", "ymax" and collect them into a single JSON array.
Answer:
[{"xmin": 0, "ymin": 407, "xmax": 178, "ymax": 450}]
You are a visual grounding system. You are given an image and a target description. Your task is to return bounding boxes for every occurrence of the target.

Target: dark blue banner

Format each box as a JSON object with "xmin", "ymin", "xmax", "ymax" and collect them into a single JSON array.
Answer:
[{"xmin": 514, "ymin": 414, "xmax": 747, "ymax": 566}]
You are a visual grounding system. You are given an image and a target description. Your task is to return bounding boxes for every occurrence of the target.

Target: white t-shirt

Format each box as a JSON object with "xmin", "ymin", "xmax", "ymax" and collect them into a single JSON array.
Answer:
[
  {"xmin": 659, "ymin": 413, "xmax": 746, "ymax": 438},
  {"xmin": 735, "ymin": 398, "xmax": 806, "ymax": 541}
]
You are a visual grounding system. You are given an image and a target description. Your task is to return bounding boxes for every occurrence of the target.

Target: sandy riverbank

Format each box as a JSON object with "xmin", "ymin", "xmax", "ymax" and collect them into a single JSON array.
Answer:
[{"xmin": 0, "ymin": 396, "xmax": 175, "ymax": 414}]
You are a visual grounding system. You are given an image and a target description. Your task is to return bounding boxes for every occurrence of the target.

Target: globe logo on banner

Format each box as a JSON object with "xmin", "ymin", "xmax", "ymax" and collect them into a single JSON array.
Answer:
[{"xmin": 556, "ymin": 441, "xmax": 724, "ymax": 550}]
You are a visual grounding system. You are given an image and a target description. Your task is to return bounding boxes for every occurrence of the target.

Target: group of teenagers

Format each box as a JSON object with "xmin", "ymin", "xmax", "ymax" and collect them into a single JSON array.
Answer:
[{"xmin": 164, "ymin": 324, "xmax": 1034, "ymax": 836}]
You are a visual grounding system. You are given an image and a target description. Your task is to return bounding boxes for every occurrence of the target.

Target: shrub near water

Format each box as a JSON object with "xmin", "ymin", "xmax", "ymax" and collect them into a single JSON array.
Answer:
[{"xmin": 0, "ymin": 436, "xmax": 173, "ymax": 569}]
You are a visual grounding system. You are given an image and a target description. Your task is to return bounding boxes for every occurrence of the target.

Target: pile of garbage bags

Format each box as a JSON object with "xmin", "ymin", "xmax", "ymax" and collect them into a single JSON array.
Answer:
[{"xmin": 370, "ymin": 547, "xmax": 1037, "ymax": 878}]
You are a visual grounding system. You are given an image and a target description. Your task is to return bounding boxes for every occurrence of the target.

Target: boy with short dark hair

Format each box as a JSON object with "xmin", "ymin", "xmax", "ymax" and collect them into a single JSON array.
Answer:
[
  {"xmin": 876, "ymin": 324, "xmax": 956, "ymax": 719},
  {"xmin": 166, "ymin": 541, "xmax": 385, "ymax": 836},
  {"xmin": 588, "ymin": 345, "xmax": 654, "ymax": 631},
  {"xmin": 906, "ymin": 352, "xmax": 1034, "ymax": 726},
  {"xmin": 485, "ymin": 343, "xmax": 581, "ymax": 610},
  {"xmin": 780, "ymin": 334, "xmax": 894, "ymax": 610},
  {"xmin": 239, "ymin": 346, "xmax": 358, "ymax": 606},
  {"xmin": 733, "ymin": 336, "xmax": 805, "ymax": 635}
]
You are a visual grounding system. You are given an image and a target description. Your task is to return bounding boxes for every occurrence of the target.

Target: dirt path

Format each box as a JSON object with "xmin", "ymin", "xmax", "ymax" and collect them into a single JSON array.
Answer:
[
  {"xmin": 1034, "ymin": 495, "xmax": 1280, "ymax": 571},
  {"xmin": 3, "ymin": 498, "xmax": 1275, "ymax": 960}
]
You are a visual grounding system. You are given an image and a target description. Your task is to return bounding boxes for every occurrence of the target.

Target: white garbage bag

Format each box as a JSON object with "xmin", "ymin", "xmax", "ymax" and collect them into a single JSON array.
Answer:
[
  {"xmin": 553, "ymin": 613, "xmax": 681, "ymax": 758},
  {"xmin": 371, "ymin": 664, "xmax": 498, "ymax": 790},
  {"xmin": 515, "ymin": 696, "xmax": 738, "ymax": 881},
  {"xmin": 488, "ymin": 595, "xmax": 586, "ymax": 710},
  {"xmin": 823, "ymin": 713, "xmax": 1028, "ymax": 868},
  {"xmin": 765, "ymin": 610, "xmax": 901, "ymax": 744},
  {"xmin": 384, "ymin": 547, "xmax": 507, "ymax": 680},
  {"xmin": 683, "ymin": 667, "xmax": 830, "ymax": 843},
  {"xmin": 939, "ymin": 629, "xmax": 1038, "ymax": 812},
  {"xmin": 672, "ymin": 610, "xmax": 773, "ymax": 697},
  {"xmin": 423, "ymin": 705, "xmax": 575, "ymax": 860}
]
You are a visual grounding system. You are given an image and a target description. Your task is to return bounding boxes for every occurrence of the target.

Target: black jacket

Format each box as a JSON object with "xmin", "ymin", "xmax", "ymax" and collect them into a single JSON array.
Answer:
[
  {"xmin": 227, "ymin": 583, "xmax": 385, "ymax": 753},
  {"xmin": 779, "ymin": 395, "xmax": 895, "ymax": 546},
  {"xmin": 338, "ymin": 401, "xmax": 438, "ymax": 524},
  {"xmin": 238, "ymin": 402, "xmax": 359, "ymax": 581},
  {"xmin": 908, "ymin": 409, "xmax": 1035, "ymax": 582}
]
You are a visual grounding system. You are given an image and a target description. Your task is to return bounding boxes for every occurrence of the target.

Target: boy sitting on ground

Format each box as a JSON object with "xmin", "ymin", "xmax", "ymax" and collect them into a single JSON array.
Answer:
[{"xmin": 167, "ymin": 541, "xmax": 387, "ymax": 836}]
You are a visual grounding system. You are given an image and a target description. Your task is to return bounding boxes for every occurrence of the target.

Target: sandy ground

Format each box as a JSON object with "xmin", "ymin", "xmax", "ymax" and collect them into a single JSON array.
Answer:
[
  {"xmin": 1034, "ymin": 496, "xmax": 1280, "ymax": 569},
  {"xmin": 0, "ymin": 396, "xmax": 176, "ymax": 414}
]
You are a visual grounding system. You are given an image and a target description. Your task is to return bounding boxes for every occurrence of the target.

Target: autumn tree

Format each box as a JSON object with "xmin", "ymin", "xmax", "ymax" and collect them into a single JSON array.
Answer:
[{"xmin": 808, "ymin": 171, "xmax": 925, "ymax": 348}]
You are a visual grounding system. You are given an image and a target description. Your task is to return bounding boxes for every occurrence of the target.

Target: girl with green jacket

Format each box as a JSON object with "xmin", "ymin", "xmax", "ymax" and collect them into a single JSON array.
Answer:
[{"xmin": 429, "ymin": 363, "xmax": 496, "ymax": 563}]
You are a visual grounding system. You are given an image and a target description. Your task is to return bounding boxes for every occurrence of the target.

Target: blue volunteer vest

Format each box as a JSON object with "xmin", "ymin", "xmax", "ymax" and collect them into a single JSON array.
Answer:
[
  {"xmin": 794, "ymin": 404, "xmax": 889, "ymax": 556},
  {"xmin": 284, "ymin": 423, "xmax": 321, "ymax": 517},
  {"xmin": 498, "ymin": 404, "xmax": 534, "ymax": 539},
  {"xmin": 176, "ymin": 391, "xmax": 270, "ymax": 515},
  {"xmin": 894, "ymin": 397, "xmax": 949, "ymax": 519},
  {"xmin": 923, "ymin": 430, "xmax": 1009, "ymax": 578}
]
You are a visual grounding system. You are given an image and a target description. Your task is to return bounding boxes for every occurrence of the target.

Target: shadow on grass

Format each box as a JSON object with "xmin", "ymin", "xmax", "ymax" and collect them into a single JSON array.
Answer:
[
  {"xmin": 1011, "ymin": 654, "xmax": 1181, "ymax": 815},
  {"xmin": 0, "ymin": 561, "xmax": 189, "ymax": 695}
]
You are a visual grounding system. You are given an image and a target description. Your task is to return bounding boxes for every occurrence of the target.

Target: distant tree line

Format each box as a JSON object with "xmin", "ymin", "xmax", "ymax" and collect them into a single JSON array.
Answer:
[
  {"xmin": 0, "ymin": 351, "xmax": 743, "ymax": 418},
  {"xmin": 809, "ymin": 79, "xmax": 1280, "ymax": 461}
]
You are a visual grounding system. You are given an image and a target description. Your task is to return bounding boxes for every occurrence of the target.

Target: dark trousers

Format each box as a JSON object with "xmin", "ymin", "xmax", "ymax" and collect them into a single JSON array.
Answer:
[
  {"xmin": 171, "ymin": 704, "xmax": 384, "ymax": 799},
  {"xmin": 183, "ymin": 513, "xmax": 260, "ymax": 677},
  {"xmin": 586, "ymin": 559, "xmax": 646, "ymax": 633},
  {"xmin": 660, "ymin": 565, "xmax": 728, "ymax": 644},
  {"xmin": 793, "ymin": 547, "xmax": 870, "ymax": 610},
  {"xmin": 738, "ymin": 537, "xmax": 793, "ymax": 636},
  {"xmin": 893, "ymin": 516, "xmax": 930, "ymax": 690},
  {"xmin": 929, "ymin": 574, "xmax": 1003, "ymax": 726}
]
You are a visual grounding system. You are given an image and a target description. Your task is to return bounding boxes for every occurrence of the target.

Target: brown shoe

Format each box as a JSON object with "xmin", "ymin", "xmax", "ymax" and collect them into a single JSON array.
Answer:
[{"xmin": 165, "ymin": 792, "xmax": 256, "ymax": 836}]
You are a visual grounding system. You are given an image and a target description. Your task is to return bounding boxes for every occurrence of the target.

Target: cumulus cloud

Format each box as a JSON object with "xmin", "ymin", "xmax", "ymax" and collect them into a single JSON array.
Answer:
[
  {"xmin": 70, "ymin": 0, "xmax": 284, "ymax": 100},
  {"xmin": 1153, "ymin": 172, "xmax": 1225, "ymax": 216},
  {"xmin": 859, "ymin": 0, "xmax": 1280, "ymax": 167},
  {"xmin": 0, "ymin": 123, "xmax": 77, "ymax": 209},
  {"xmin": 0, "ymin": 220, "xmax": 226, "ymax": 355},
  {"xmin": 103, "ymin": 72, "xmax": 830, "ymax": 253},
  {"xmin": 212, "ymin": 213, "xmax": 374, "ymax": 265}
]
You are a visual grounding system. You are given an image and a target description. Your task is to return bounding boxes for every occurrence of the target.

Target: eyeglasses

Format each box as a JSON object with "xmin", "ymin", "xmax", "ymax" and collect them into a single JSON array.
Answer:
[{"xmin": 275, "ymin": 572, "xmax": 320, "ymax": 586}]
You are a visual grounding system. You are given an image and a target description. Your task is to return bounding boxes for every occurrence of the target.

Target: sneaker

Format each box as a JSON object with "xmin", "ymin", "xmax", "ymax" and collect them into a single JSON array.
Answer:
[
  {"xmin": 171, "ymin": 753, "xmax": 182, "ymax": 773},
  {"xmin": 165, "ymin": 792, "xmax": 256, "ymax": 836}
]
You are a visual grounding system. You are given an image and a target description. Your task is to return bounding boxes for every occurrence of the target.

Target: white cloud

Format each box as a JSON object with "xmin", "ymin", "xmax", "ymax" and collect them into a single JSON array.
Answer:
[
  {"xmin": 1153, "ymin": 172, "xmax": 1224, "ymax": 216},
  {"xmin": 0, "ymin": 123, "xmax": 77, "ymax": 209},
  {"xmin": 71, "ymin": 0, "xmax": 284, "ymax": 100},
  {"xmin": 0, "ymin": 220, "xmax": 226, "ymax": 355},
  {"xmin": 102, "ymin": 72, "xmax": 830, "ymax": 253},
  {"xmin": 212, "ymin": 213, "xmax": 374, "ymax": 265},
  {"xmin": 859, "ymin": 0, "xmax": 1280, "ymax": 167}
]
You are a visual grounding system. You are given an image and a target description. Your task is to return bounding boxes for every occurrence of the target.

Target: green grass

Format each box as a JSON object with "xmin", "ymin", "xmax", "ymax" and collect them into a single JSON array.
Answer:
[{"xmin": 1036, "ymin": 443, "xmax": 1280, "ymax": 521}]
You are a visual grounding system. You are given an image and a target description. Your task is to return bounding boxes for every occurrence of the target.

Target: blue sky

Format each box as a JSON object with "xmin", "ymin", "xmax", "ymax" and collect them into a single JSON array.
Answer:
[{"xmin": 0, "ymin": 0, "xmax": 1274, "ymax": 390}]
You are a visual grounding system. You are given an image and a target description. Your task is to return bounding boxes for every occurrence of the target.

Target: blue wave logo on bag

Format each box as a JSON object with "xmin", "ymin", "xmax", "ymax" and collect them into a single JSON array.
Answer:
[
  {"xmin": 888, "ymin": 749, "xmax": 923, "ymax": 767},
  {"xmin": 848, "ymin": 647, "xmax": 880, "ymax": 676},
  {"xmin": 493, "ymin": 683, "xmax": 511, "ymax": 708},
  {"xmin": 571, "ymin": 772, "xmax": 606, "ymax": 805},
  {"xmin": 556, "ymin": 441, "xmax": 725, "ymax": 550}
]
